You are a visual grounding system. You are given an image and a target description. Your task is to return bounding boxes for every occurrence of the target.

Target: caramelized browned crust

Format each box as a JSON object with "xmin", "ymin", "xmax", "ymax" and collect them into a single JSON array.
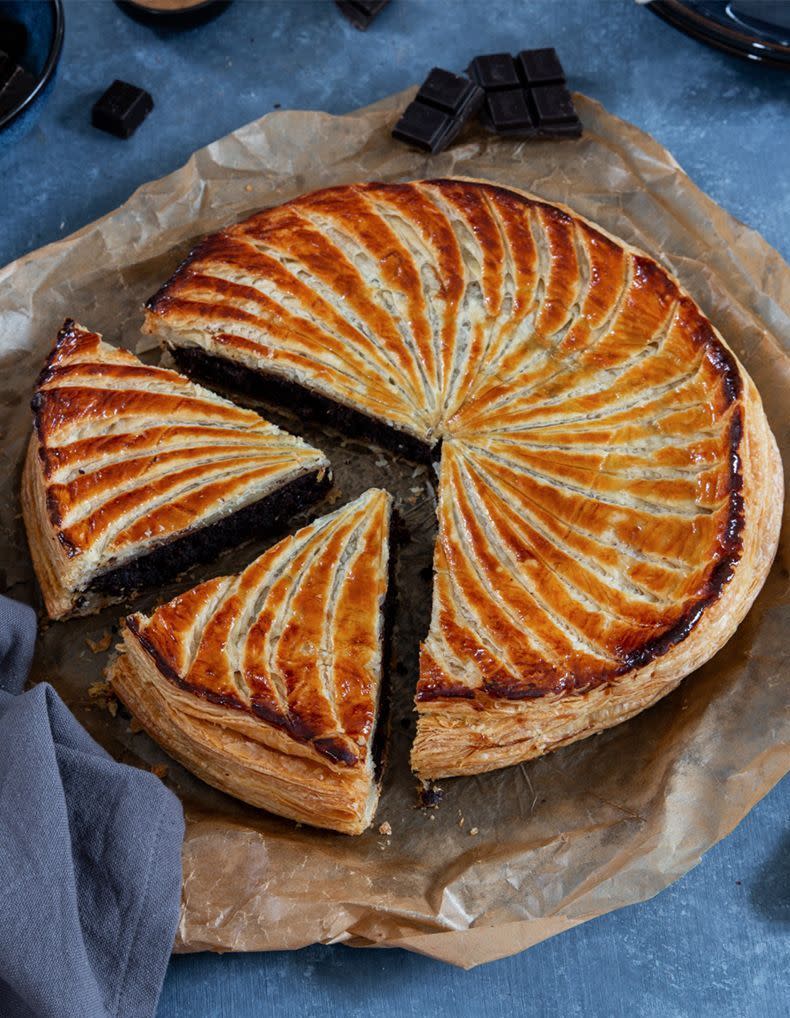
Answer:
[
  {"xmin": 142, "ymin": 179, "xmax": 783, "ymax": 779},
  {"xmin": 110, "ymin": 488, "xmax": 391, "ymax": 834},
  {"xmin": 22, "ymin": 321, "xmax": 330, "ymax": 619},
  {"xmin": 412, "ymin": 377, "xmax": 781, "ymax": 776}
]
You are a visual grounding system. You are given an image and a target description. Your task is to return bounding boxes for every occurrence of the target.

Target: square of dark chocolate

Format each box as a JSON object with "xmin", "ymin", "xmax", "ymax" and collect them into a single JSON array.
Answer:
[
  {"xmin": 393, "ymin": 65, "xmax": 483, "ymax": 155},
  {"xmin": 468, "ymin": 52, "xmax": 520, "ymax": 92},
  {"xmin": 487, "ymin": 90, "xmax": 534, "ymax": 132},
  {"xmin": 335, "ymin": 1, "xmax": 389, "ymax": 31},
  {"xmin": 92, "ymin": 80, "xmax": 153, "ymax": 139},
  {"xmin": 532, "ymin": 84, "xmax": 576, "ymax": 125},
  {"xmin": 517, "ymin": 47, "xmax": 565, "ymax": 85},
  {"xmin": 392, "ymin": 100, "xmax": 454, "ymax": 153},
  {"xmin": 420, "ymin": 66, "xmax": 479, "ymax": 115}
]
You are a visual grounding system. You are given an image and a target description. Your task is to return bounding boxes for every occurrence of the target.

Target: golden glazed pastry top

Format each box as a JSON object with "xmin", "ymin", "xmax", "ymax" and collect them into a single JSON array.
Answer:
[
  {"xmin": 29, "ymin": 321, "xmax": 328, "ymax": 578},
  {"xmin": 122, "ymin": 488, "xmax": 391, "ymax": 769},
  {"xmin": 144, "ymin": 179, "xmax": 758, "ymax": 710}
]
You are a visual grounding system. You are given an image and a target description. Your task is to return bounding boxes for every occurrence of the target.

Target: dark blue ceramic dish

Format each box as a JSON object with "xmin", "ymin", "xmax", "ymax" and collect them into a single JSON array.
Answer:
[
  {"xmin": 647, "ymin": 1, "xmax": 790, "ymax": 68},
  {"xmin": 0, "ymin": 0, "xmax": 64, "ymax": 138}
]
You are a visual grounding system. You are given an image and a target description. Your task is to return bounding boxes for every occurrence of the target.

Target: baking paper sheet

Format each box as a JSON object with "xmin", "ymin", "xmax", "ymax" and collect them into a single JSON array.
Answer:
[{"xmin": 1, "ymin": 90, "xmax": 787, "ymax": 967}]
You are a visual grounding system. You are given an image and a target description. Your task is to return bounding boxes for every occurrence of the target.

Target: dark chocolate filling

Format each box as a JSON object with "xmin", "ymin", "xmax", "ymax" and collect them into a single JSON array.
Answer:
[
  {"xmin": 370, "ymin": 507, "xmax": 404, "ymax": 783},
  {"xmin": 168, "ymin": 345, "xmax": 437, "ymax": 465},
  {"xmin": 87, "ymin": 469, "xmax": 330, "ymax": 600}
]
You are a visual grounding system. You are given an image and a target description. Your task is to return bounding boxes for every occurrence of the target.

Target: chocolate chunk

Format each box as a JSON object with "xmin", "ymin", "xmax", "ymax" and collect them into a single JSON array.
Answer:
[
  {"xmin": 517, "ymin": 47, "xmax": 565, "ymax": 85},
  {"xmin": 393, "ymin": 102, "xmax": 452, "ymax": 153},
  {"xmin": 486, "ymin": 90, "xmax": 533, "ymax": 132},
  {"xmin": 91, "ymin": 80, "xmax": 153, "ymax": 138},
  {"xmin": 468, "ymin": 48, "xmax": 582, "ymax": 140},
  {"xmin": 420, "ymin": 66, "xmax": 478, "ymax": 114},
  {"xmin": 532, "ymin": 84, "xmax": 576, "ymax": 124},
  {"xmin": 335, "ymin": 0, "xmax": 389, "ymax": 30},
  {"xmin": 0, "ymin": 50, "xmax": 35, "ymax": 119},
  {"xmin": 392, "ymin": 66, "xmax": 483, "ymax": 154},
  {"xmin": 467, "ymin": 52, "xmax": 521, "ymax": 91}
]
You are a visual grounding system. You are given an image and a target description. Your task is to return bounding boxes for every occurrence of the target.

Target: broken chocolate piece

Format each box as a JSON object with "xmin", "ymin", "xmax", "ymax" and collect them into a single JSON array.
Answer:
[
  {"xmin": 335, "ymin": 0, "xmax": 389, "ymax": 30},
  {"xmin": 420, "ymin": 66, "xmax": 478, "ymax": 114},
  {"xmin": 91, "ymin": 80, "xmax": 153, "ymax": 139},
  {"xmin": 392, "ymin": 66, "xmax": 483, "ymax": 154},
  {"xmin": 468, "ymin": 47, "xmax": 582, "ymax": 140},
  {"xmin": 0, "ymin": 50, "xmax": 35, "ymax": 120},
  {"xmin": 467, "ymin": 52, "xmax": 521, "ymax": 92}
]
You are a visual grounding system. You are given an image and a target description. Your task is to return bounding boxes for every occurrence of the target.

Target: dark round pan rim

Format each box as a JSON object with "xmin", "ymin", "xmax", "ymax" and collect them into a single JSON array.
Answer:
[{"xmin": 647, "ymin": 0, "xmax": 790, "ymax": 70}]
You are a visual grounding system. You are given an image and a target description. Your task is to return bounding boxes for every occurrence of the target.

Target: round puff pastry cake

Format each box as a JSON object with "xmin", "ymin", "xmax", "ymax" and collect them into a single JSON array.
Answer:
[
  {"xmin": 139, "ymin": 178, "xmax": 780, "ymax": 781},
  {"xmin": 22, "ymin": 321, "xmax": 331, "ymax": 620},
  {"xmin": 109, "ymin": 488, "xmax": 392, "ymax": 835}
]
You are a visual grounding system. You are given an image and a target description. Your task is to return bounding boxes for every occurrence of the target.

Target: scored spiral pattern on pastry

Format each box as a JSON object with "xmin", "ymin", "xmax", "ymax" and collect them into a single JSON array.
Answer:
[
  {"xmin": 140, "ymin": 177, "xmax": 777, "ymax": 777},
  {"xmin": 143, "ymin": 178, "xmax": 778, "ymax": 778},
  {"xmin": 24, "ymin": 322, "xmax": 329, "ymax": 618},
  {"xmin": 125, "ymin": 488, "xmax": 390, "ymax": 769}
]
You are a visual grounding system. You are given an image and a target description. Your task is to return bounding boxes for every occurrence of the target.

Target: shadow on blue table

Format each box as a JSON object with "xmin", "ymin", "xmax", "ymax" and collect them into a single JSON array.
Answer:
[{"xmin": 750, "ymin": 830, "xmax": 790, "ymax": 923}]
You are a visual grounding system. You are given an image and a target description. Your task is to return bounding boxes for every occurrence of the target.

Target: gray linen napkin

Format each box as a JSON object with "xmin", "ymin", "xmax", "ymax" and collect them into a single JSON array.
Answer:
[{"xmin": 0, "ymin": 595, "xmax": 184, "ymax": 1018}]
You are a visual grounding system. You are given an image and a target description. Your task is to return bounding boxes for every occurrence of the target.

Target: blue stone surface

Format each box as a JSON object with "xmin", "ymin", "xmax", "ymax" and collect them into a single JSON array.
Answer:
[{"xmin": 2, "ymin": 1, "xmax": 787, "ymax": 1015}]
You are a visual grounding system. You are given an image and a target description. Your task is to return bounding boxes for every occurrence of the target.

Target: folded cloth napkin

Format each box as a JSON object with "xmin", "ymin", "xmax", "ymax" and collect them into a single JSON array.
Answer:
[{"xmin": 0, "ymin": 595, "xmax": 185, "ymax": 1018}]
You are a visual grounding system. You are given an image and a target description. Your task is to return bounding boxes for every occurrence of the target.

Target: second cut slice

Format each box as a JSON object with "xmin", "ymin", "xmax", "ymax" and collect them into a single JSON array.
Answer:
[{"xmin": 109, "ymin": 488, "xmax": 393, "ymax": 834}]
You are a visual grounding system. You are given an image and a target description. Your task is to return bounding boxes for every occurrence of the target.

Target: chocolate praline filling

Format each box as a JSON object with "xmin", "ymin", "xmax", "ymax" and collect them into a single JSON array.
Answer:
[
  {"xmin": 87, "ymin": 468, "xmax": 330, "ymax": 599},
  {"xmin": 167, "ymin": 344, "xmax": 437, "ymax": 465},
  {"xmin": 370, "ymin": 506, "xmax": 404, "ymax": 784}
]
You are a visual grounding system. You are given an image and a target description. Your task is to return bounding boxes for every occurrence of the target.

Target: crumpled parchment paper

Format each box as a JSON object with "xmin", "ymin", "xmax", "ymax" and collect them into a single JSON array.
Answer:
[{"xmin": 0, "ymin": 90, "xmax": 787, "ymax": 968}]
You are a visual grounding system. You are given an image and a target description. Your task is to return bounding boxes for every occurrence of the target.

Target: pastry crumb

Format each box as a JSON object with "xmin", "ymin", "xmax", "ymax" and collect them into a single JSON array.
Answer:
[
  {"xmin": 87, "ymin": 680, "xmax": 118, "ymax": 716},
  {"xmin": 150, "ymin": 763, "xmax": 169, "ymax": 780},
  {"xmin": 86, "ymin": 630, "xmax": 112, "ymax": 654},
  {"xmin": 378, "ymin": 821, "xmax": 392, "ymax": 836},
  {"xmin": 245, "ymin": 184, "xmax": 253, "ymax": 192},
  {"xmin": 469, "ymin": 827, "xmax": 479, "ymax": 836},
  {"xmin": 129, "ymin": 717, "xmax": 144, "ymax": 734}
]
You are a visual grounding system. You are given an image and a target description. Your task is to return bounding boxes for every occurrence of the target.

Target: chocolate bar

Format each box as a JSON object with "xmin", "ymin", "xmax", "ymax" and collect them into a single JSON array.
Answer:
[
  {"xmin": 91, "ymin": 80, "xmax": 153, "ymax": 139},
  {"xmin": 392, "ymin": 67, "xmax": 483, "ymax": 154},
  {"xmin": 335, "ymin": 1, "xmax": 389, "ymax": 30},
  {"xmin": 0, "ymin": 50, "xmax": 35, "ymax": 120},
  {"xmin": 468, "ymin": 48, "xmax": 582, "ymax": 140}
]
